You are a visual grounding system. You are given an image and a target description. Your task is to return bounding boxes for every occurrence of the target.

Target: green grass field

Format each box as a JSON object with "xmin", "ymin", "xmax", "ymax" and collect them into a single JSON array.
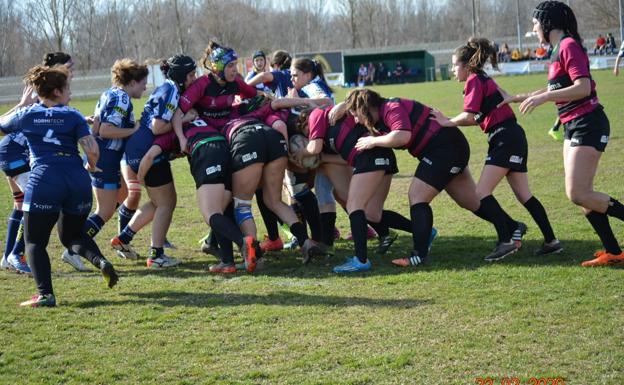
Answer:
[{"xmin": 0, "ymin": 72, "xmax": 623, "ymax": 385}]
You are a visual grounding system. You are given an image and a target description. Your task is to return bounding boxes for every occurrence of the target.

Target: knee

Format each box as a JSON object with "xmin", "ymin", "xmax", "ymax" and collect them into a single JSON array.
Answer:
[
  {"xmin": 13, "ymin": 191, "xmax": 24, "ymax": 210},
  {"xmin": 125, "ymin": 180, "xmax": 142, "ymax": 208},
  {"xmin": 365, "ymin": 209, "xmax": 382, "ymax": 223},
  {"xmin": 234, "ymin": 197, "xmax": 254, "ymax": 226},
  {"xmin": 459, "ymin": 198, "xmax": 480, "ymax": 212},
  {"xmin": 566, "ymin": 187, "xmax": 587, "ymax": 206},
  {"xmin": 475, "ymin": 185, "xmax": 490, "ymax": 201}
]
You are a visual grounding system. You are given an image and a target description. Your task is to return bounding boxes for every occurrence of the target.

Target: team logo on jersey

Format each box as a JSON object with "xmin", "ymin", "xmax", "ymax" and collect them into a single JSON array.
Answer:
[
  {"xmin": 450, "ymin": 166, "xmax": 461, "ymax": 174},
  {"xmin": 113, "ymin": 106, "xmax": 128, "ymax": 116},
  {"xmin": 206, "ymin": 165, "xmax": 222, "ymax": 175},
  {"xmin": 422, "ymin": 157, "xmax": 433, "ymax": 165},
  {"xmin": 509, "ymin": 155, "xmax": 523, "ymax": 164},
  {"xmin": 242, "ymin": 152, "xmax": 258, "ymax": 163},
  {"xmin": 600, "ymin": 135, "xmax": 609, "ymax": 144},
  {"xmin": 374, "ymin": 158, "xmax": 390, "ymax": 166},
  {"xmin": 165, "ymin": 103, "xmax": 175, "ymax": 112}
]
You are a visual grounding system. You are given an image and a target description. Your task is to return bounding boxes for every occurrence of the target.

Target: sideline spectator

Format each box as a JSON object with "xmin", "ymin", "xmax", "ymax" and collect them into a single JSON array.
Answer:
[
  {"xmin": 535, "ymin": 45, "xmax": 548, "ymax": 60},
  {"xmin": 393, "ymin": 61, "xmax": 404, "ymax": 83},
  {"xmin": 376, "ymin": 62, "xmax": 387, "ymax": 84},
  {"xmin": 366, "ymin": 62, "xmax": 375, "ymax": 84},
  {"xmin": 606, "ymin": 33, "xmax": 617, "ymax": 55},
  {"xmin": 498, "ymin": 43, "xmax": 511, "ymax": 63},
  {"xmin": 357, "ymin": 63, "xmax": 367, "ymax": 86},
  {"xmin": 593, "ymin": 34, "xmax": 606, "ymax": 55},
  {"xmin": 511, "ymin": 48, "xmax": 522, "ymax": 61},
  {"xmin": 523, "ymin": 48, "xmax": 533, "ymax": 60}
]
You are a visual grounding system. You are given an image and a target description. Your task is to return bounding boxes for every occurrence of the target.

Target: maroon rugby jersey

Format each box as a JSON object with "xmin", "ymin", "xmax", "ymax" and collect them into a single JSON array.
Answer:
[
  {"xmin": 463, "ymin": 73, "xmax": 515, "ymax": 132},
  {"xmin": 548, "ymin": 37, "xmax": 599, "ymax": 123},
  {"xmin": 376, "ymin": 98, "xmax": 441, "ymax": 158},
  {"xmin": 308, "ymin": 107, "xmax": 368, "ymax": 166},
  {"xmin": 178, "ymin": 74, "xmax": 257, "ymax": 129}
]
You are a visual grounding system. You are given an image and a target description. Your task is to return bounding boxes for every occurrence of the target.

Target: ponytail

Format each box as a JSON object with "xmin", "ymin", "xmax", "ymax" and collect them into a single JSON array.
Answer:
[
  {"xmin": 454, "ymin": 37, "xmax": 498, "ymax": 73},
  {"xmin": 344, "ymin": 88, "xmax": 383, "ymax": 135},
  {"xmin": 270, "ymin": 50, "xmax": 292, "ymax": 70},
  {"xmin": 200, "ymin": 40, "xmax": 222, "ymax": 71},
  {"xmin": 24, "ymin": 65, "xmax": 69, "ymax": 100},
  {"xmin": 292, "ymin": 57, "xmax": 333, "ymax": 93}
]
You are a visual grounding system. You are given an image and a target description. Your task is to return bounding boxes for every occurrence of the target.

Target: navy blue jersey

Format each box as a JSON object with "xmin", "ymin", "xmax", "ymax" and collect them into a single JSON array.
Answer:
[
  {"xmin": 126, "ymin": 80, "xmax": 179, "ymax": 172},
  {"xmin": 1, "ymin": 103, "xmax": 90, "ymax": 167},
  {"xmin": 299, "ymin": 76, "xmax": 334, "ymax": 103},
  {"xmin": 0, "ymin": 132, "xmax": 30, "ymax": 173},
  {"xmin": 245, "ymin": 70, "xmax": 271, "ymax": 93},
  {"xmin": 269, "ymin": 69, "xmax": 293, "ymax": 98},
  {"xmin": 94, "ymin": 87, "xmax": 135, "ymax": 151}
]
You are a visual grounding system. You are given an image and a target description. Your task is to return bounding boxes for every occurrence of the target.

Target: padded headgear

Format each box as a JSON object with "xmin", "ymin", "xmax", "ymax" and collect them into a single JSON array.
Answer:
[{"xmin": 533, "ymin": 1, "xmax": 567, "ymax": 43}]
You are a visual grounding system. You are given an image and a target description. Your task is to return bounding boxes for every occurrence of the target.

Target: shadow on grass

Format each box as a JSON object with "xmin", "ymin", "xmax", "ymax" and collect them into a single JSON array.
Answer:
[
  {"xmin": 107, "ymin": 235, "xmax": 614, "ymax": 281},
  {"xmin": 72, "ymin": 290, "xmax": 433, "ymax": 309}
]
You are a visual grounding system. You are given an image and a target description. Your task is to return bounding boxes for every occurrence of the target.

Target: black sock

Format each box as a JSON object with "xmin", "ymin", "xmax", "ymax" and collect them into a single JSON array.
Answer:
[
  {"xmin": 255, "ymin": 189, "xmax": 280, "ymax": 241},
  {"xmin": 150, "ymin": 247, "xmax": 164, "ymax": 259},
  {"xmin": 381, "ymin": 210, "xmax": 412, "ymax": 233},
  {"xmin": 205, "ymin": 230, "xmax": 219, "ymax": 249},
  {"xmin": 585, "ymin": 211, "xmax": 622, "ymax": 255},
  {"xmin": 296, "ymin": 190, "xmax": 323, "ymax": 242},
  {"xmin": 410, "ymin": 203, "xmax": 433, "ymax": 258},
  {"xmin": 523, "ymin": 196, "xmax": 556, "ymax": 243},
  {"xmin": 320, "ymin": 212, "xmax": 337, "ymax": 246},
  {"xmin": 289, "ymin": 222, "xmax": 309, "ymax": 244},
  {"xmin": 209, "ymin": 213, "xmax": 244, "ymax": 248},
  {"xmin": 214, "ymin": 231, "xmax": 235, "ymax": 264},
  {"xmin": 118, "ymin": 204, "xmax": 135, "ymax": 234},
  {"xmin": 368, "ymin": 220, "xmax": 389, "ymax": 238},
  {"xmin": 349, "ymin": 210, "xmax": 368, "ymax": 263},
  {"xmin": 475, "ymin": 195, "xmax": 511, "ymax": 243},
  {"xmin": 606, "ymin": 197, "xmax": 624, "ymax": 222}
]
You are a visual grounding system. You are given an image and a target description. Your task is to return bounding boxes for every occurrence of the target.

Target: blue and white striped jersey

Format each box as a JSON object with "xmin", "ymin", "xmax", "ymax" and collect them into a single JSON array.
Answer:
[{"xmin": 94, "ymin": 87, "xmax": 135, "ymax": 151}]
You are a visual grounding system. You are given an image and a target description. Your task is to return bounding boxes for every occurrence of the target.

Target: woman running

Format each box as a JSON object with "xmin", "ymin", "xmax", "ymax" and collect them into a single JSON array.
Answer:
[
  {"xmin": 1, "ymin": 86, "xmax": 35, "ymax": 273},
  {"xmin": 110, "ymin": 55, "xmax": 197, "ymax": 268},
  {"xmin": 500, "ymin": 0, "xmax": 624, "ymax": 266},
  {"xmin": 83, "ymin": 59, "xmax": 148, "ymax": 247},
  {"xmin": 340, "ymin": 89, "xmax": 519, "ymax": 266},
  {"xmin": 434, "ymin": 37, "xmax": 562, "ymax": 255},
  {"xmin": 1, "ymin": 65, "xmax": 118, "ymax": 307}
]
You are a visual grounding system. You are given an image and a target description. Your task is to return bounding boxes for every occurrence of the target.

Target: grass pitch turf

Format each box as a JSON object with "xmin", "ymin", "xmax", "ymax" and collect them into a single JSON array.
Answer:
[{"xmin": 0, "ymin": 71, "xmax": 623, "ymax": 385}]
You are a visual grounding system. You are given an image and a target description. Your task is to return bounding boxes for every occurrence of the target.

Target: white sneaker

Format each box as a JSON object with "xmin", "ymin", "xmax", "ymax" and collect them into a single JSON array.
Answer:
[
  {"xmin": 1, "ymin": 256, "xmax": 14, "ymax": 270},
  {"xmin": 61, "ymin": 250, "xmax": 91, "ymax": 272},
  {"xmin": 146, "ymin": 254, "xmax": 181, "ymax": 268},
  {"xmin": 110, "ymin": 237, "xmax": 140, "ymax": 260}
]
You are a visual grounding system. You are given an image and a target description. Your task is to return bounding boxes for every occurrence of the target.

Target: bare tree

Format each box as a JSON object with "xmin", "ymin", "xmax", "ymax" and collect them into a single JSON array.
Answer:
[
  {"xmin": 337, "ymin": 0, "xmax": 361, "ymax": 49},
  {"xmin": 26, "ymin": 0, "xmax": 76, "ymax": 51}
]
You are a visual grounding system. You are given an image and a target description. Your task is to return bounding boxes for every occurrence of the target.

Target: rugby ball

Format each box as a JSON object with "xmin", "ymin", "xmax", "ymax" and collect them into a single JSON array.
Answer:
[{"xmin": 288, "ymin": 134, "xmax": 320, "ymax": 169}]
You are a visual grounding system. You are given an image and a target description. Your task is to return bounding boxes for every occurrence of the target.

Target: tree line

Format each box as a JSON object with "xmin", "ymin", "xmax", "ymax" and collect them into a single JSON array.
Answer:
[{"xmin": 0, "ymin": 0, "xmax": 619, "ymax": 77}]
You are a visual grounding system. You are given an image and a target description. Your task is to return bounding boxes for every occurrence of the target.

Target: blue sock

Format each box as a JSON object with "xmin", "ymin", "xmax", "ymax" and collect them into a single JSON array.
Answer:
[
  {"xmin": 10, "ymin": 219, "xmax": 25, "ymax": 256},
  {"xmin": 118, "ymin": 204, "xmax": 136, "ymax": 234},
  {"xmin": 118, "ymin": 225, "xmax": 137, "ymax": 244},
  {"xmin": 84, "ymin": 214, "xmax": 105, "ymax": 238},
  {"xmin": 4, "ymin": 209, "xmax": 22, "ymax": 259}
]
